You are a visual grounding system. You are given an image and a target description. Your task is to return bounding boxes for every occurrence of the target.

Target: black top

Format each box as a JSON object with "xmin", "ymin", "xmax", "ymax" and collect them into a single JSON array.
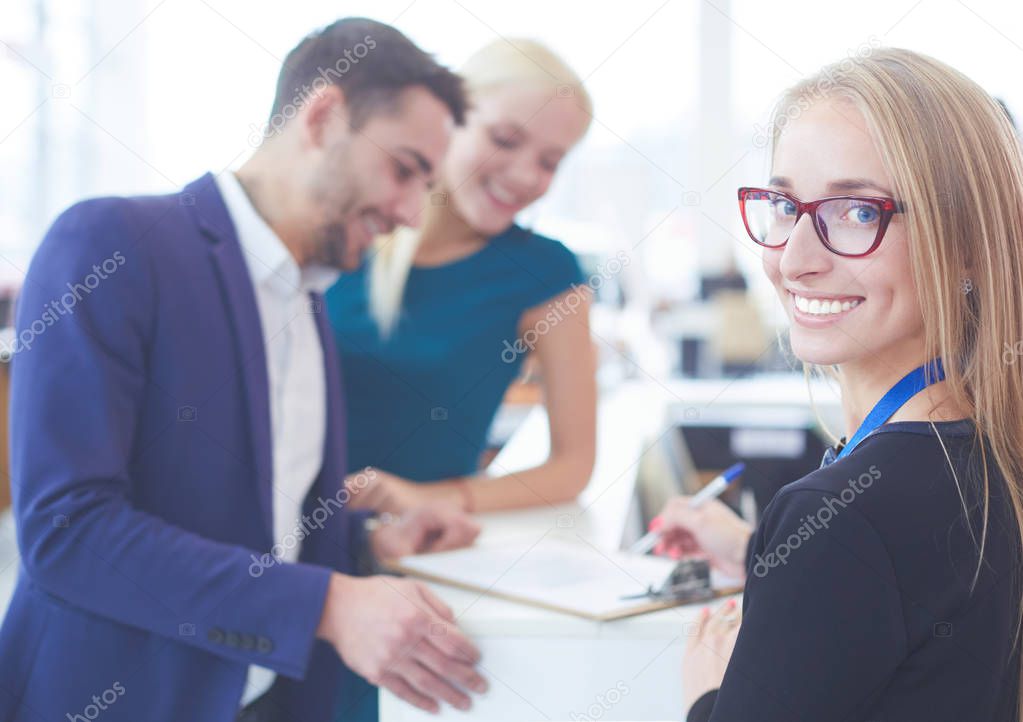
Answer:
[{"xmin": 688, "ymin": 421, "xmax": 1020, "ymax": 722}]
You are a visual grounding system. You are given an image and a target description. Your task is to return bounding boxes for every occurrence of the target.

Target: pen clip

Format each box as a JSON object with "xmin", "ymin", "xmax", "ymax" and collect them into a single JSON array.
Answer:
[{"xmin": 619, "ymin": 558, "xmax": 715, "ymax": 603}]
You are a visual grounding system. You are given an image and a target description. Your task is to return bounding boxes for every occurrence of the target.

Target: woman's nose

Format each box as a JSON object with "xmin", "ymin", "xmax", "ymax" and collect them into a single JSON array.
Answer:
[
  {"xmin": 779, "ymin": 213, "xmax": 832, "ymax": 281},
  {"xmin": 504, "ymin": 156, "xmax": 543, "ymax": 194}
]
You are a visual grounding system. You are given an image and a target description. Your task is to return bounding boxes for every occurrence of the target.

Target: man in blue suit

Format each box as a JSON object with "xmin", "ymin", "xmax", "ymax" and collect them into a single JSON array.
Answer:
[{"xmin": 0, "ymin": 17, "xmax": 488, "ymax": 722}]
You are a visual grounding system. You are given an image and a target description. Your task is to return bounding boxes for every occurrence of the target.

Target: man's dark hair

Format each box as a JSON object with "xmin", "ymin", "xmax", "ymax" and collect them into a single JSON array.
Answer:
[{"xmin": 269, "ymin": 17, "xmax": 466, "ymax": 130}]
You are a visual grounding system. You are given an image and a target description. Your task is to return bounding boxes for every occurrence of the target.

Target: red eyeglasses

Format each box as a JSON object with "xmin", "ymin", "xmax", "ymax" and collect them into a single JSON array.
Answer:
[{"xmin": 737, "ymin": 187, "xmax": 905, "ymax": 257}]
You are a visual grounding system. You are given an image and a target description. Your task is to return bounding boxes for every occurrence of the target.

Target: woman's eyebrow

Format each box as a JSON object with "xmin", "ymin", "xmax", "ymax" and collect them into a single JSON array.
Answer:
[
  {"xmin": 490, "ymin": 122, "xmax": 528, "ymax": 139},
  {"xmin": 766, "ymin": 176, "xmax": 895, "ymax": 196},
  {"xmin": 826, "ymin": 177, "xmax": 894, "ymax": 196}
]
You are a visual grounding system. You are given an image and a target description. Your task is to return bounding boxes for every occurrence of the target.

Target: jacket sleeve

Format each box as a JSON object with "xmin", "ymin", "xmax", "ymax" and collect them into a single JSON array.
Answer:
[
  {"xmin": 10, "ymin": 199, "xmax": 332, "ymax": 680},
  {"xmin": 692, "ymin": 487, "xmax": 906, "ymax": 722}
]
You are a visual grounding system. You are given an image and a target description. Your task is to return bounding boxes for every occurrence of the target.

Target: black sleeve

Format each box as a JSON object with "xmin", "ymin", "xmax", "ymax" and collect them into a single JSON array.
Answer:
[
  {"xmin": 686, "ymin": 690, "xmax": 718, "ymax": 722},
  {"xmin": 702, "ymin": 488, "xmax": 906, "ymax": 722}
]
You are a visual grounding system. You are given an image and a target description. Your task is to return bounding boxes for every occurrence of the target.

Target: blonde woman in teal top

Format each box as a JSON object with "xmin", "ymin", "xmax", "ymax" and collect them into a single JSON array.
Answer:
[
  {"xmin": 325, "ymin": 40, "xmax": 598, "ymax": 721},
  {"xmin": 326, "ymin": 38, "xmax": 597, "ymax": 520}
]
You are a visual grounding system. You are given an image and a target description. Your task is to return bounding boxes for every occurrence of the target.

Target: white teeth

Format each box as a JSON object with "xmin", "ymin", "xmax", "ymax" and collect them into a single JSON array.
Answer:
[
  {"xmin": 793, "ymin": 294, "xmax": 860, "ymax": 316},
  {"xmin": 487, "ymin": 181, "xmax": 517, "ymax": 204}
]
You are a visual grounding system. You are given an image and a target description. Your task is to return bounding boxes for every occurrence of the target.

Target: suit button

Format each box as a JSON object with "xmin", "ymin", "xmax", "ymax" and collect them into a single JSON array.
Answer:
[
  {"xmin": 207, "ymin": 627, "xmax": 225, "ymax": 644},
  {"xmin": 225, "ymin": 631, "xmax": 241, "ymax": 648},
  {"xmin": 257, "ymin": 636, "xmax": 274, "ymax": 654},
  {"xmin": 240, "ymin": 634, "xmax": 256, "ymax": 651}
]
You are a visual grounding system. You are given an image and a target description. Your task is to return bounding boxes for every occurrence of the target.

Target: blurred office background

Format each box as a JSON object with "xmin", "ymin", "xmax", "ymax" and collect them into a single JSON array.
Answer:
[
  {"xmin": 1, "ymin": 0, "xmax": 1021, "ymax": 598},
  {"xmin": 4, "ymin": 0, "xmax": 1022, "ymax": 361}
]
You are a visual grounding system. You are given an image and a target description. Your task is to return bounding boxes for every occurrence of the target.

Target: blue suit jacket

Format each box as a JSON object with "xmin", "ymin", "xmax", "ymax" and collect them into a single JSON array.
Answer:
[{"xmin": 0, "ymin": 173, "xmax": 368, "ymax": 721}]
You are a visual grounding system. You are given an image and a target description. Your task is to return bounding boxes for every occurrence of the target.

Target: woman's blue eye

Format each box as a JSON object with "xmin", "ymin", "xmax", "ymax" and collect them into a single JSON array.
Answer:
[
  {"xmin": 850, "ymin": 205, "xmax": 879, "ymax": 223},
  {"xmin": 772, "ymin": 199, "xmax": 796, "ymax": 216}
]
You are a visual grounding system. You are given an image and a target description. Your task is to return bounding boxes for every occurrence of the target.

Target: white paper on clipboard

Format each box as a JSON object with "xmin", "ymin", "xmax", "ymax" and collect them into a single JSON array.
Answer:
[{"xmin": 389, "ymin": 535, "xmax": 736, "ymax": 621}]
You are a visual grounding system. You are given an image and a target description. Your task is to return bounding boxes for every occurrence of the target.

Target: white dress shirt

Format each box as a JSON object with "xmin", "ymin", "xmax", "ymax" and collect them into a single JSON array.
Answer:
[{"xmin": 215, "ymin": 171, "xmax": 339, "ymax": 706}]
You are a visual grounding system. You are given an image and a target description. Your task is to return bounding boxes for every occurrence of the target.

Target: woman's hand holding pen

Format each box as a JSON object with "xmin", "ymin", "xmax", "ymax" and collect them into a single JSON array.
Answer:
[{"xmin": 655, "ymin": 497, "xmax": 754, "ymax": 580}]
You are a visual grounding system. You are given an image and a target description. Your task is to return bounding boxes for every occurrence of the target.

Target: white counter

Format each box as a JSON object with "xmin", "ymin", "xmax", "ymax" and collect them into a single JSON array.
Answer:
[{"xmin": 380, "ymin": 382, "xmax": 726, "ymax": 722}]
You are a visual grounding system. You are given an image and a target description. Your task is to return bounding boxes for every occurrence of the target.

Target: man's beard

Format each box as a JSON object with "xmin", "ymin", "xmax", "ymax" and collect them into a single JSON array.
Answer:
[
  {"xmin": 311, "ymin": 221, "xmax": 348, "ymax": 269},
  {"xmin": 309, "ymin": 141, "xmax": 359, "ymax": 270}
]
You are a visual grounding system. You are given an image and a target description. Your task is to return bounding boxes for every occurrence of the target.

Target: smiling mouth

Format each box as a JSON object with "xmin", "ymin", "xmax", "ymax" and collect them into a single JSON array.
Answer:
[
  {"xmin": 483, "ymin": 180, "xmax": 522, "ymax": 209},
  {"xmin": 790, "ymin": 292, "xmax": 863, "ymax": 317}
]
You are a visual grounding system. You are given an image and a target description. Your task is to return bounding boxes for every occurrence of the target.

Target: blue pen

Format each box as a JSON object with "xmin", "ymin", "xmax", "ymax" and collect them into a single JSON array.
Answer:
[
  {"xmin": 628, "ymin": 462, "xmax": 746, "ymax": 555},
  {"xmin": 688, "ymin": 461, "xmax": 746, "ymax": 508}
]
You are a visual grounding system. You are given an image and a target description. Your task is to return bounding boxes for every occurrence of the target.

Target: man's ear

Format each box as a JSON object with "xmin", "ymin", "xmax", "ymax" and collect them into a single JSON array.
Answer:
[{"xmin": 302, "ymin": 84, "xmax": 349, "ymax": 149}]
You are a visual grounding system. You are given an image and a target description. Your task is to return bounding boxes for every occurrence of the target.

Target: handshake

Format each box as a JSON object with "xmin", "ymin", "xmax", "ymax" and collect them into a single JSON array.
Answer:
[{"xmin": 316, "ymin": 506, "xmax": 489, "ymax": 714}]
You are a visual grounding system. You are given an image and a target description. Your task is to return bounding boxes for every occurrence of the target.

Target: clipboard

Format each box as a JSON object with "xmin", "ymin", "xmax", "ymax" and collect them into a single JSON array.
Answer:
[{"xmin": 384, "ymin": 535, "xmax": 742, "ymax": 622}]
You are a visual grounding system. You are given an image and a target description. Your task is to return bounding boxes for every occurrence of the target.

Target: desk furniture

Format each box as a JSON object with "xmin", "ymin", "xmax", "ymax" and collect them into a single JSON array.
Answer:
[{"xmin": 380, "ymin": 382, "xmax": 723, "ymax": 721}]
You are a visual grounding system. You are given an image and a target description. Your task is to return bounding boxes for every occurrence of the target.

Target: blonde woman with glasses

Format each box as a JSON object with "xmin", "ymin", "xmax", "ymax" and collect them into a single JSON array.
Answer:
[{"xmin": 656, "ymin": 49, "xmax": 1023, "ymax": 721}]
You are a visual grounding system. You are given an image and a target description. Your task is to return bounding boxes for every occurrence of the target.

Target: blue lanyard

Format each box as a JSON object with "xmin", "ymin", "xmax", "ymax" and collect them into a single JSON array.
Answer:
[{"xmin": 834, "ymin": 359, "xmax": 945, "ymax": 461}]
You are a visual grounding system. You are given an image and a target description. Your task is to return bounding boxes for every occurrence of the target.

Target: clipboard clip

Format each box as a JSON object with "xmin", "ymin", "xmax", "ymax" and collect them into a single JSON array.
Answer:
[{"xmin": 620, "ymin": 558, "xmax": 714, "ymax": 603}]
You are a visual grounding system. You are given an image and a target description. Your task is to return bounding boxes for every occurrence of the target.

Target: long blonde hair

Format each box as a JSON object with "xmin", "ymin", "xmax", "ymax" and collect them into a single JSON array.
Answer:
[
  {"xmin": 773, "ymin": 47, "xmax": 1023, "ymax": 713},
  {"xmin": 368, "ymin": 38, "xmax": 593, "ymax": 335}
]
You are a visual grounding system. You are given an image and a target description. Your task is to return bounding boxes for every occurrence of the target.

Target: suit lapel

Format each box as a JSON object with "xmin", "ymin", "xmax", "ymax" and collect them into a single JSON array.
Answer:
[{"xmin": 185, "ymin": 173, "xmax": 275, "ymax": 540}]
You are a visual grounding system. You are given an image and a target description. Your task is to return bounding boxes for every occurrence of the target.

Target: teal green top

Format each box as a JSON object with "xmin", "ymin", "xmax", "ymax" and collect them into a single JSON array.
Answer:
[{"xmin": 324, "ymin": 223, "xmax": 583, "ymax": 482}]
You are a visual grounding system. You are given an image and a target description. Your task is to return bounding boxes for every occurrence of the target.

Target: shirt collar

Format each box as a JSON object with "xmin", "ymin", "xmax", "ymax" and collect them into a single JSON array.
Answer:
[
  {"xmin": 215, "ymin": 172, "xmax": 339, "ymax": 297},
  {"xmin": 302, "ymin": 266, "xmax": 342, "ymax": 294}
]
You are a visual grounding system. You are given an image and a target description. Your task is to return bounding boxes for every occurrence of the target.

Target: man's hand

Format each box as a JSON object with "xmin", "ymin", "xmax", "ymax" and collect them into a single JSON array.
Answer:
[
  {"xmin": 370, "ymin": 506, "xmax": 481, "ymax": 561},
  {"xmin": 317, "ymin": 573, "xmax": 488, "ymax": 713}
]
